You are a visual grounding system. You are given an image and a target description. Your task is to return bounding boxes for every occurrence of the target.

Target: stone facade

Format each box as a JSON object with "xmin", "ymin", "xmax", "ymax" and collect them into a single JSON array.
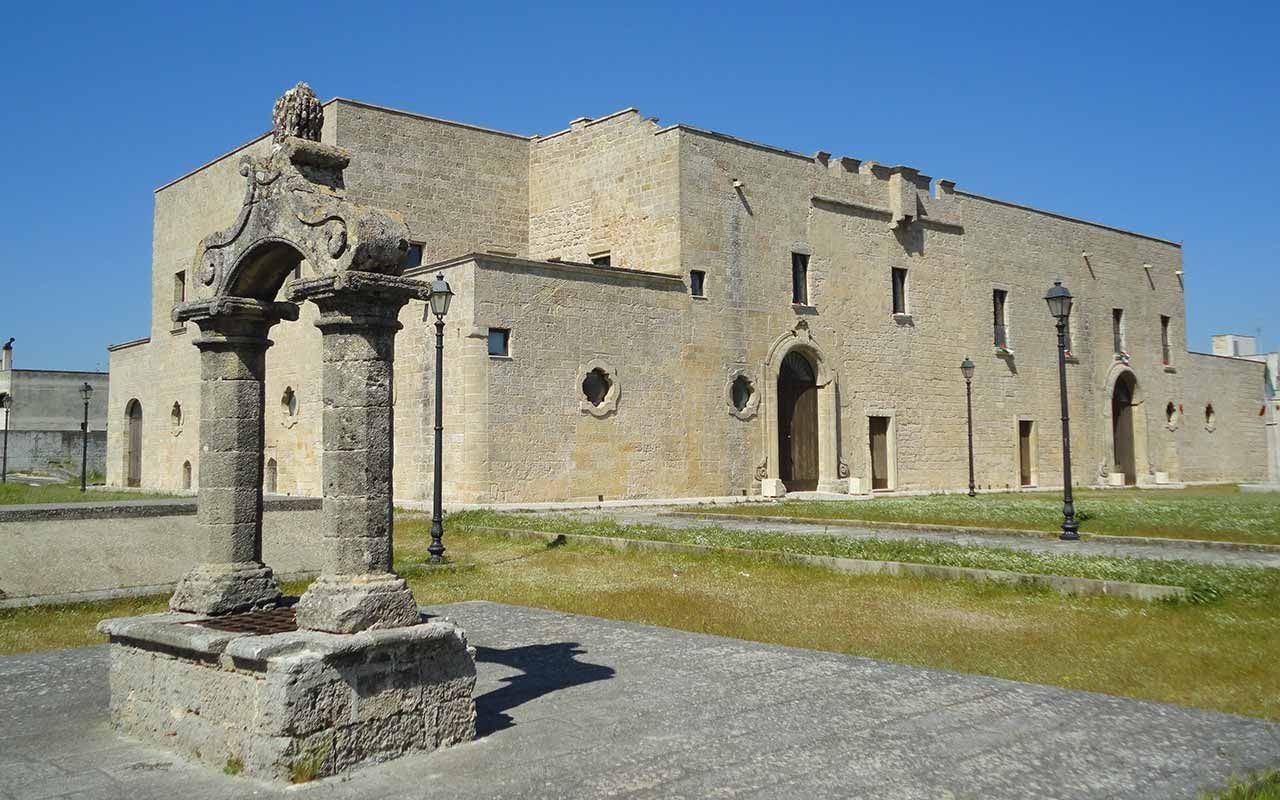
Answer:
[{"xmin": 108, "ymin": 99, "xmax": 1270, "ymax": 502}]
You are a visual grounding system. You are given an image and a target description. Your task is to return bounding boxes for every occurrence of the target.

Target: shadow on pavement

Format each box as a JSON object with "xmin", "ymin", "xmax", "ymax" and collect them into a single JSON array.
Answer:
[{"xmin": 473, "ymin": 642, "xmax": 615, "ymax": 736}]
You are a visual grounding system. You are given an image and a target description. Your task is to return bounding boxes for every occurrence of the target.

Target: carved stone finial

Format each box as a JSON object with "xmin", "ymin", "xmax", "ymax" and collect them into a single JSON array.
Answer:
[{"xmin": 272, "ymin": 82, "xmax": 324, "ymax": 143}]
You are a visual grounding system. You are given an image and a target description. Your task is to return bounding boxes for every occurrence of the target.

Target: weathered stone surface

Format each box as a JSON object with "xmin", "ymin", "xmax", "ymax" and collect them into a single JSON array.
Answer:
[
  {"xmin": 99, "ymin": 614, "xmax": 476, "ymax": 782},
  {"xmin": 294, "ymin": 573, "xmax": 419, "ymax": 633},
  {"xmin": 271, "ymin": 81, "xmax": 323, "ymax": 144},
  {"xmin": 168, "ymin": 562, "xmax": 281, "ymax": 615}
]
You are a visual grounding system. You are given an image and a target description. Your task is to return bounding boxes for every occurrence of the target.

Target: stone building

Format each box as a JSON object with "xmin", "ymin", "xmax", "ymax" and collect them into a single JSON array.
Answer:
[
  {"xmin": 0, "ymin": 340, "xmax": 108, "ymax": 477},
  {"xmin": 1211, "ymin": 334, "xmax": 1280, "ymax": 484},
  {"xmin": 106, "ymin": 97, "xmax": 1270, "ymax": 502}
]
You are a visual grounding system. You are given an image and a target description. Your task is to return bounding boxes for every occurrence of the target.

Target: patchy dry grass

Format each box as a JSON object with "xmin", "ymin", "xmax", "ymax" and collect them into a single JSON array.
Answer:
[
  {"xmin": 3, "ymin": 518, "xmax": 1277, "ymax": 721},
  {"xmin": 706, "ymin": 485, "xmax": 1280, "ymax": 545},
  {"xmin": 0, "ymin": 481, "xmax": 174, "ymax": 505},
  {"xmin": 448, "ymin": 510, "xmax": 1280, "ymax": 603}
]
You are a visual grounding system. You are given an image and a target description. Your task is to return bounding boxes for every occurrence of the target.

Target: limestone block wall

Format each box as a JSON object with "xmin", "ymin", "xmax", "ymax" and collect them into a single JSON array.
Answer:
[
  {"xmin": 333, "ymin": 100, "xmax": 530, "ymax": 263},
  {"xmin": 529, "ymin": 111, "xmax": 681, "ymax": 272},
  {"xmin": 1178, "ymin": 353, "xmax": 1268, "ymax": 482},
  {"xmin": 452, "ymin": 255, "xmax": 695, "ymax": 502}
]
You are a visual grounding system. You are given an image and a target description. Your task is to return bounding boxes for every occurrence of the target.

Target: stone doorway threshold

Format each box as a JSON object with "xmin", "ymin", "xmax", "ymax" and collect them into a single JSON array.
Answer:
[{"xmin": 5, "ymin": 601, "xmax": 1278, "ymax": 799}]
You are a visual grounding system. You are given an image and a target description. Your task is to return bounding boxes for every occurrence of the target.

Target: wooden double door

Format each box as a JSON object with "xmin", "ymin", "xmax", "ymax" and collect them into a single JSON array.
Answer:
[{"xmin": 778, "ymin": 352, "xmax": 818, "ymax": 491}]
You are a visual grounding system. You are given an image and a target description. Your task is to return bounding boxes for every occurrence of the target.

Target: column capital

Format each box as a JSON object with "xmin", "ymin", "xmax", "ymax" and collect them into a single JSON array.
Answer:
[
  {"xmin": 289, "ymin": 272, "xmax": 428, "ymax": 330},
  {"xmin": 175, "ymin": 297, "xmax": 300, "ymax": 347}
]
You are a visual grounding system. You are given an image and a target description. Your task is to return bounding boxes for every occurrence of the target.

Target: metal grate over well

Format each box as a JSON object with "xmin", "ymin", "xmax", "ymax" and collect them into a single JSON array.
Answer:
[{"xmin": 190, "ymin": 604, "xmax": 298, "ymax": 635}]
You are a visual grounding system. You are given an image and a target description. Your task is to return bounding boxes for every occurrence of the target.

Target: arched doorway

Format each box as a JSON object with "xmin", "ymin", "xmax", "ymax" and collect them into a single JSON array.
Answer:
[
  {"xmin": 1112, "ymin": 372, "xmax": 1137, "ymax": 485},
  {"xmin": 778, "ymin": 351, "xmax": 818, "ymax": 491},
  {"xmin": 125, "ymin": 399, "xmax": 143, "ymax": 487}
]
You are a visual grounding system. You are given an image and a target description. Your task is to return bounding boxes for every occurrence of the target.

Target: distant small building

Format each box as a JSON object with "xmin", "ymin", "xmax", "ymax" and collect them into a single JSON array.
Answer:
[
  {"xmin": 0, "ymin": 340, "xmax": 108, "ymax": 478},
  {"xmin": 1213, "ymin": 334, "xmax": 1280, "ymax": 483}
]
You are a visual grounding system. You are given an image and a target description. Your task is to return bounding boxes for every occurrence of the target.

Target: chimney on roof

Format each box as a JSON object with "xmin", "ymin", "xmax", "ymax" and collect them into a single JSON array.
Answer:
[{"xmin": 1, "ymin": 338, "xmax": 12, "ymax": 371}]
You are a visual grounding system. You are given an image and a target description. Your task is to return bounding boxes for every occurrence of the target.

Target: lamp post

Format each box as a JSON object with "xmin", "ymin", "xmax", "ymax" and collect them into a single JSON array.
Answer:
[
  {"xmin": 961, "ymin": 357, "xmax": 976, "ymax": 497},
  {"xmin": 1044, "ymin": 281, "xmax": 1079, "ymax": 541},
  {"xmin": 79, "ymin": 382, "xmax": 93, "ymax": 492},
  {"xmin": 0, "ymin": 393, "xmax": 11, "ymax": 483},
  {"xmin": 427, "ymin": 273, "xmax": 454, "ymax": 563}
]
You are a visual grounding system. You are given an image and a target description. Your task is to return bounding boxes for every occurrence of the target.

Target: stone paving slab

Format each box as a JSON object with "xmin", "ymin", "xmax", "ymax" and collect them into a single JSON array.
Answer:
[
  {"xmin": 1, "ymin": 601, "xmax": 1277, "ymax": 799},
  {"xmin": 592, "ymin": 509, "xmax": 1280, "ymax": 569}
]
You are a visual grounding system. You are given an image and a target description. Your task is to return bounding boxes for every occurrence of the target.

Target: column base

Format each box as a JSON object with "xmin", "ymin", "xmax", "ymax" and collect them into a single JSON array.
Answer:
[
  {"xmin": 295, "ymin": 573, "xmax": 419, "ymax": 633},
  {"xmin": 760, "ymin": 478, "xmax": 786, "ymax": 498},
  {"xmin": 169, "ymin": 563, "xmax": 282, "ymax": 615}
]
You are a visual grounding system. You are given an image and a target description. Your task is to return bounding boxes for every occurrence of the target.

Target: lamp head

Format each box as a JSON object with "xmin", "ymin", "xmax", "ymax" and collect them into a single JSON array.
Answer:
[
  {"xmin": 79, "ymin": 382, "xmax": 93, "ymax": 402},
  {"xmin": 428, "ymin": 273, "xmax": 453, "ymax": 319},
  {"xmin": 960, "ymin": 357, "xmax": 975, "ymax": 381},
  {"xmin": 1044, "ymin": 280, "xmax": 1073, "ymax": 322}
]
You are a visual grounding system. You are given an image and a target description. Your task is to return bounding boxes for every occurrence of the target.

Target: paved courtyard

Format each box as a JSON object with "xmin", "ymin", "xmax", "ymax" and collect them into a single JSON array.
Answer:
[{"xmin": 2, "ymin": 600, "xmax": 1277, "ymax": 799}]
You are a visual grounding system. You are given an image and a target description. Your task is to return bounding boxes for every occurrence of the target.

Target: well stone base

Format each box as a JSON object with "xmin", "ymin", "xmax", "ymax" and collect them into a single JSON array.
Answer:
[
  {"xmin": 97, "ymin": 611, "xmax": 476, "ymax": 782},
  {"xmin": 169, "ymin": 562, "xmax": 283, "ymax": 615}
]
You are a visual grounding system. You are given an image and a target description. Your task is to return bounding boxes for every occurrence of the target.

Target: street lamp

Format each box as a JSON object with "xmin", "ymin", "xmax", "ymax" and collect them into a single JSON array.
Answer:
[
  {"xmin": 1044, "ymin": 281, "xmax": 1079, "ymax": 540},
  {"xmin": 960, "ymin": 357, "xmax": 976, "ymax": 497},
  {"xmin": 0, "ymin": 393, "xmax": 11, "ymax": 483},
  {"xmin": 79, "ymin": 383, "xmax": 93, "ymax": 492},
  {"xmin": 427, "ymin": 273, "xmax": 454, "ymax": 563}
]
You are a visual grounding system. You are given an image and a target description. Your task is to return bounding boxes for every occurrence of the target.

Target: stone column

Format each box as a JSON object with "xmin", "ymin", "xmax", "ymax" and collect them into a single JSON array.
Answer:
[
  {"xmin": 290, "ymin": 273, "xmax": 423, "ymax": 633},
  {"xmin": 170, "ymin": 298, "xmax": 298, "ymax": 615}
]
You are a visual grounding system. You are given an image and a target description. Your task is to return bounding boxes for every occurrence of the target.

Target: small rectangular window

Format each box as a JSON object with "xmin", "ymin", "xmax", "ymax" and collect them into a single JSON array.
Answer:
[
  {"xmin": 1113, "ymin": 308, "xmax": 1125, "ymax": 353},
  {"xmin": 404, "ymin": 243, "xmax": 424, "ymax": 269},
  {"xmin": 590, "ymin": 252, "xmax": 612, "ymax": 267},
  {"xmin": 487, "ymin": 328, "xmax": 510, "ymax": 357},
  {"xmin": 1160, "ymin": 315, "xmax": 1171, "ymax": 365},
  {"xmin": 689, "ymin": 270, "xmax": 706, "ymax": 297},
  {"xmin": 791, "ymin": 252, "xmax": 810, "ymax": 305},
  {"xmin": 992, "ymin": 289, "xmax": 1008, "ymax": 348},
  {"xmin": 173, "ymin": 270, "xmax": 186, "ymax": 304},
  {"xmin": 891, "ymin": 268, "xmax": 908, "ymax": 315}
]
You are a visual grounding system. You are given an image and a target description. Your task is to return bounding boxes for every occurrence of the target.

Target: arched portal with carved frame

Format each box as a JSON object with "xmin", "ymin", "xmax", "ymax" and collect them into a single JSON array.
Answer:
[{"xmin": 760, "ymin": 321, "xmax": 842, "ymax": 496}]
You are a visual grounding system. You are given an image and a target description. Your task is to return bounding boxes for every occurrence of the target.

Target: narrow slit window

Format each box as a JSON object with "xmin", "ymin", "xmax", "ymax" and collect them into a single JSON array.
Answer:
[
  {"xmin": 1113, "ymin": 308, "xmax": 1125, "ymax": 353},
  {"xmin": 173, "ymin": 270, "xmax": 186, "ymax": 304},
  {"xmin": 487, "ymin": 328, "xmax": 510, "ymax": 357},
  {"xmin": 689, "ymin": 270, "xmax": 706, "ymax": 298},
  {"xmin": 992, "ymin": 289, "xmax": 1008, "ymax": 348},
  {"xmin": 1063, "ymin": 315, "xmax": 1074, "ymax": 355},
  {"xmin": 891, "ymin": 268, "xmax": 908, "ymax": 315},
  {"xmin": 590, "ymin": 252, "xmax": 612, "ymax": 267},
  {"xmin": 791, "ymin": 252, "xmax": 809, "ymax": 305},
  {"xmin": 1160, "ymin": 315, "xmax": 1172, "ymax": 365}
]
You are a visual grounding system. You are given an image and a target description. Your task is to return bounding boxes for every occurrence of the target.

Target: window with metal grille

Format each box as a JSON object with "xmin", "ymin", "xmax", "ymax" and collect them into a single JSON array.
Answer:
[{"xmin": 1160, "ymin": 315, "xmax": 1172, "ymax": 365}]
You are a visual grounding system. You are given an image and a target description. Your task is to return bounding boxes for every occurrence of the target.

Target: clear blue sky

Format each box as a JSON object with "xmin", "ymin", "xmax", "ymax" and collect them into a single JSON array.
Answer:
[{"xmin": 1, "ymin": 0, "xmax": 1276, "ymax": 371}]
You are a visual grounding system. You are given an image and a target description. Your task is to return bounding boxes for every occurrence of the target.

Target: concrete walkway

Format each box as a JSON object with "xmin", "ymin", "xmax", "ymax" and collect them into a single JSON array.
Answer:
[
  {"xmin": 580, "ymin": 509, "xmax": 1280, "ymax": 569},
  {"xmin": 2, "ymin": 601, "xmax": 1277, "ymax": 799}
]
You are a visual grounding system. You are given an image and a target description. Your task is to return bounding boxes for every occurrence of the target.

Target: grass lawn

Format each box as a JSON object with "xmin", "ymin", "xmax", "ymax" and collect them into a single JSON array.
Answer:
[
  {"xmin": 705, "ymin": 484, "xmax": 1280, "ymax": 545},
  {"xmin": 4, "ymin": 513, "xmax": 1277, "ymax": 722},
  {"xmin": 0, "ymin": 481, "xmax": 175, "ymax": 505},
  {"xmin": 1208, "ymin": 772, "xmax": 1280, "ymax": 800},
  {"xmin": 453, "ymin": 510, "xmax": 1279, "ymax": 603}
]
